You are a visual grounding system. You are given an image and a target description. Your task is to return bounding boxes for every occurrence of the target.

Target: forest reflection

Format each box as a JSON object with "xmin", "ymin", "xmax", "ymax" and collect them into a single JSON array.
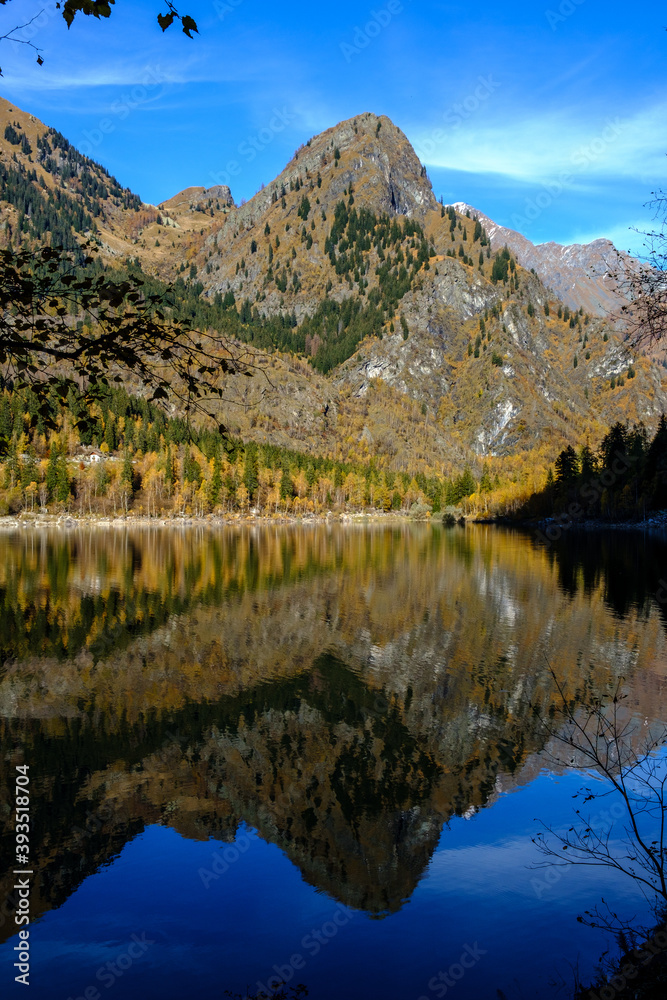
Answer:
[{"xmin": 1, "ymin": 524, "xmax": 666, "ymax": 942}]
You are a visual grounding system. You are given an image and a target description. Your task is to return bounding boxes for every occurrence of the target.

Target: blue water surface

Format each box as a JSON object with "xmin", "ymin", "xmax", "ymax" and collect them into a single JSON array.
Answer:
[{"xmin": 1, "ymin": 772, "xmax": 651, "ymax": 1000}]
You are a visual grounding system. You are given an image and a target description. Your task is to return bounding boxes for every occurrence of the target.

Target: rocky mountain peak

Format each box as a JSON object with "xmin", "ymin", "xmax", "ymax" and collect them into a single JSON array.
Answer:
[
  {"xmin": 160, "ymin": 185, "xmax": 234, "ymax": 213},
  {"xmin": 2, "ymin": 96, "xmax": 665, "ymax": 472},
  {"xmin": 228, "ymin": 112, "xmax": 438, "ymax": 234},
  {"xmin": 452, "ymin": 201, "xmax": 637, "ymax": 317}
]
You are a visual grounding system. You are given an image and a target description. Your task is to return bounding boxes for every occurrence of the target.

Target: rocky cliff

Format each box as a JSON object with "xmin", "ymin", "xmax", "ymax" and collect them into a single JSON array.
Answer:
[
  {"xmin": 2, "ymin": 96, "xmax": 665, "ymax": 470},
  {"xmin": 452, "ymin": 201, "xmax": 638, "ymax": 317}
]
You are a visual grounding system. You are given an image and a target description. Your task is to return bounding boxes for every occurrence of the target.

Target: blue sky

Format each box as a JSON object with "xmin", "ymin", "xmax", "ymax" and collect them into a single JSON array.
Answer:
[{"xmin": 0, "ymin": 0, "xmax": 664, "ymax": 254}]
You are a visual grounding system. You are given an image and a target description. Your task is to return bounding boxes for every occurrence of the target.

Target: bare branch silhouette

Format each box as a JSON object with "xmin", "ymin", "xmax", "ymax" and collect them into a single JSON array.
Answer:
[
  {"xmin": 533, "ymin": 666, "xmax": 667, "ymax": 930},
  {"xmin": 613, "ymin": 192, "xmax": 667, "ymax": 350},
  {"xmin": 0, "ymin": 7, "xmax": 45, "ymax": 73}
]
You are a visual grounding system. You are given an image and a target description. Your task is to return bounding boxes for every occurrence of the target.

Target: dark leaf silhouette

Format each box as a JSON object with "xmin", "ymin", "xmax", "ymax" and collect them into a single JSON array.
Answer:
[
  {"xmin": 0, "ymin": 242, "xmax": 259, "ymax": 445},
  {"xmin": 180, "ymin": 14, "xmax": 198, "ymax": 37},
  {"xmin": 157, "ymin": 11, "xmax": 175, "ymax": 31},
  {"xmin": 0, "ymin": 0, "xmax": 199, "ymax": 72}
]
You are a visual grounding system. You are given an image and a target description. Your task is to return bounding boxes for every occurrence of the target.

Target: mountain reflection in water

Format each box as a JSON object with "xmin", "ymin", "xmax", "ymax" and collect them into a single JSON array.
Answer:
[{"xmin": 0, "ymin": 524, "xmax": 666, "ymax": 997}]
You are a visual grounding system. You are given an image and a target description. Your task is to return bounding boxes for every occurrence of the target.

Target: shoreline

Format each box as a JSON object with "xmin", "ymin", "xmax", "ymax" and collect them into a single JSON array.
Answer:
[
  {"xmin": 0, "ymin": 510, "xmax": 432, "ymax": 530},
  {"xmin": 3, "ymin": 510, "xmax": 667, "ymax": 533},
  {"xmin": 521, "ymin": 510, "xmax": 667, "ymax": 536}
]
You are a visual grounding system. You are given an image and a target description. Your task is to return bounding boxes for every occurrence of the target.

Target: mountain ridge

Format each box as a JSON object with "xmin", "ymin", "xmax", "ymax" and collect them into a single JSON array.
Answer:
[
  {"xmin": 451, "ymin": 200, "xmax": 637, "ymax": 317},
  {"xmin": 1, "ymin": 95, "xmax": 665, "ymax": 478}
]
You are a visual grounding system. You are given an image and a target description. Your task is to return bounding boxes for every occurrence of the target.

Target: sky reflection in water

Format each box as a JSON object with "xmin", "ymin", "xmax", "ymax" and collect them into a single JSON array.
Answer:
[{"xmin": 0, "ymin": 524, "xmax": 665, "ymax": 999}]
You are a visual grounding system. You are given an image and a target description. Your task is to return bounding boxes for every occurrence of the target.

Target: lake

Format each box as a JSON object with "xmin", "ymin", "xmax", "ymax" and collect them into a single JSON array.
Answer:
[{"xmin": 1, "ymin": 523, "xmax": 666, "ymax": 999}]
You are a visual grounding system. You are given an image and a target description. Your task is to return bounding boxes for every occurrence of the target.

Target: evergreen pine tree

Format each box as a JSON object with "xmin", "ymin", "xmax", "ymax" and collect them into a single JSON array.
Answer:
[
  {"xmin": 479, "ymin": 464, "xmax": 493, "ymax": 493},
  {"xmin": 244, "ymin": 446, "xmax": 259, "ymax": 502},
  {"xmin": 121, "ymin": 451, "xmax": 134, "ymax": 489},
  {"xmin": 209, "ymin": 452, "xmax": 222, "ymax": 508},
  {"xmin": 164, "ymin": 445, "xmax": 175, "ymax": 496},
  {"xmin": 45, "ymin": 445, "xmax": 60, "ymax": 500},
  {"xmin": 279, "ymin": 460, "xmax": 294, "ymax": 501},
  {"xmin": 55, "ymin": 453, "xmax": 70, "ymax": 502},
  {"xmin": 104, "ymin": 415, "xmax": 117, "ymax": 452},
  {"xmin": 554, "ymin": 445, "xmax": 579, "ymax": 487}
]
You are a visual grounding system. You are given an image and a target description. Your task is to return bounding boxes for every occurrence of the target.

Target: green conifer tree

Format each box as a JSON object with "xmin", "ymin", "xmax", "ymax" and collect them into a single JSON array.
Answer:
[
  {"xmin": 55, "ymin": 453, "xmax": 70, "ymax": 502},
  {"xmin": 45, "ymin": 445, "xmax": 59, "ymax": 500}
]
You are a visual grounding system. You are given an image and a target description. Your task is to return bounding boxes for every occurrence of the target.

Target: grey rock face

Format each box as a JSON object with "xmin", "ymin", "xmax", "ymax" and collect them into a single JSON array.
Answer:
[
  {"xmin": 197, "ymin": 185, "xmax": 234, "ymax": 206},
  {"xmin": 228, "ymin": 112, "xmax": 438, "ymax": 235},
  {"xmin": 453, "ymin": 202, "xmax": 638, "ymax": 317}
]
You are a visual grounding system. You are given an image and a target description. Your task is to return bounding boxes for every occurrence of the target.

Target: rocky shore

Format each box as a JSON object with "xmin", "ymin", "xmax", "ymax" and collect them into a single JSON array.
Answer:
[{"xmin": 0, "ymin": 509, "xmax": 430, "ymax": 530}]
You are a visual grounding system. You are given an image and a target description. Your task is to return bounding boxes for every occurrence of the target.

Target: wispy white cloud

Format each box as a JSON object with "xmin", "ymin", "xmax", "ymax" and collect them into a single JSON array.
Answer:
[
  {"xmin": 1, "ymin": 48, "xmax": 283, "ymax": 91},
  {"xmin": 413, "ymin": 100, "xmax": 667, "ymax": 184}
]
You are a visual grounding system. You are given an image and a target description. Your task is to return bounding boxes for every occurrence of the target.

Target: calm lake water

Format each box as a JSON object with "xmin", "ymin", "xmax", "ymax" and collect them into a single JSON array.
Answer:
[{"xmin": 1, "ymin": 523, "xmax": 666, "ymax": 1000}]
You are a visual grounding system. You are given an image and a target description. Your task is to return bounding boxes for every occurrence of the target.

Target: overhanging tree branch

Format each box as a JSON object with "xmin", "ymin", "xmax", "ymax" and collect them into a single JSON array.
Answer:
[
  {"xmin": 0, "ymin": 8, "xmax": 44, "ymax": 73},
  {"xmin": 617, "ymin": 192, "xmax": 667, "ymax": 350},
  {"xmin": 0, "ymin": 0, "xmax": 197, "ymax": 74},
  {"xmin": 0, "ymin": 242, "xmax": 262, "ymax": 442}
]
